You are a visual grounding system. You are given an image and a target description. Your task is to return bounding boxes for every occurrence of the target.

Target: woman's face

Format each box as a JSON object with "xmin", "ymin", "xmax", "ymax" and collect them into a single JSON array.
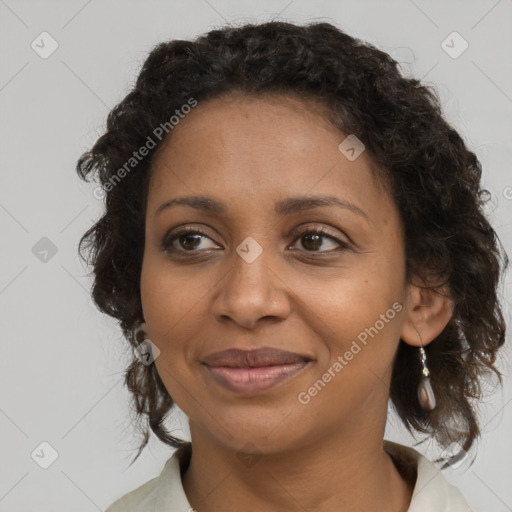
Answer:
[{"xmin": 140, "ymin": 92, "xmax": 410, "ymax": 453}]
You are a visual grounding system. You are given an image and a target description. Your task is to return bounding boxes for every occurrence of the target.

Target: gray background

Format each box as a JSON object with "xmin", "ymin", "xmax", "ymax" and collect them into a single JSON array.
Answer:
[{"xmin": 1, "ymin": 0, "xmax": 511, "ymax": 510}]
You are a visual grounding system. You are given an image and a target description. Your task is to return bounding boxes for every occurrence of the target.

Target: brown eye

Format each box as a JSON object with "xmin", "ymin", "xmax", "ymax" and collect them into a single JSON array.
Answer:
[
  {"xmin": 178, "ymin": 233, "xmax": 202, "ymax": 251},
  {"xmin": 161, "ymin": 228, "xmax": 219, "ymax": 253},
  {"xmin": 301, "ymin": 233, "xmax": 323, "ymax": 251},
  {"xmin": 290, "ymin": 229, "xmax": 349, "ymax": 253}
]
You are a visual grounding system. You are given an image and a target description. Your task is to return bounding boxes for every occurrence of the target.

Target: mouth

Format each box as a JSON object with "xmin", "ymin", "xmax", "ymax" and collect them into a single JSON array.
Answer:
[{"xmin": 201, "ymin": 347, "xmax": 314, "ymax": 394}]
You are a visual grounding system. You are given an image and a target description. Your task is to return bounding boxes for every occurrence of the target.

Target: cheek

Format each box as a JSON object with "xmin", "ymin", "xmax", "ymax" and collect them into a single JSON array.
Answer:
[
  {"xmin": 140, "ymin": 262, "xmax": 205, "ymax": 394},
  {"xmin": 315, "ymin": 291, "xmax": 402, "ymax": 368},
  {"xmin": 296, "ymin": 287, "xmax": 403, "ymax": 421},
  {"xmin": 300, "ymin": 254, "xmax": 404, "ymax": 372},
  {"xmin": 140, "ymin": 250, "xmax": 206, "ymax": 328}
]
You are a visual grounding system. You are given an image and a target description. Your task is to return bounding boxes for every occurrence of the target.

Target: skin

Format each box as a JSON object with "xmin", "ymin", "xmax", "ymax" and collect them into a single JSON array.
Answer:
[{"xmin": 139, "ymin": 92, "xmax": 453, "ymax": 512}]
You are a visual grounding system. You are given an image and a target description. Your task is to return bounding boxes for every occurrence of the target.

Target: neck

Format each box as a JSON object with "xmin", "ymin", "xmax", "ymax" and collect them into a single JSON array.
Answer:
[{"xmin": 182, "ymin": 420, "xmax": 414, "ymax": 512}]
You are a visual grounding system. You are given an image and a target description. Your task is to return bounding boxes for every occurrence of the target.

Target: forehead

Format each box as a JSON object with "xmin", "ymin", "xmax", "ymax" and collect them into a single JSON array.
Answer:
[
  {"xmin": 147, "ymin": 93, "xmax": 392, "ymax": 222},
  {"xmin": 150, "ymin": 92, "xmax": 341, "ymax": 176}
]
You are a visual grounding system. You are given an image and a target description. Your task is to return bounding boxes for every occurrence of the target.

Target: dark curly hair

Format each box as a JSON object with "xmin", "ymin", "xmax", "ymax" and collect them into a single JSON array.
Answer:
[{"xmin": 76, "ymin": 20, "xmax": 509, "ymax": 468}]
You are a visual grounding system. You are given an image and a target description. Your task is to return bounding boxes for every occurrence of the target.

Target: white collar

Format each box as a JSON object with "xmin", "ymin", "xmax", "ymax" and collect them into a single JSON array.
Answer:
[
  {"xmin": 107, "ymin": 440, "xmax": 473, "ymax": 511},
  {"xmin": 383, "ymin": 440, "xmax": 473, "ymax": 511}
]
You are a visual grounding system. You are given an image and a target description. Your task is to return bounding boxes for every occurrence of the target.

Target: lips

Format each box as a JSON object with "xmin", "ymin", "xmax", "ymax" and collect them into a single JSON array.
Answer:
[
  {"xmin": 202, "ymin": 347, "xmax": 312, "ymax": 368},
  {"xmin": 201, "ymin": 347, "xmax": 313, "ymax": 394}
]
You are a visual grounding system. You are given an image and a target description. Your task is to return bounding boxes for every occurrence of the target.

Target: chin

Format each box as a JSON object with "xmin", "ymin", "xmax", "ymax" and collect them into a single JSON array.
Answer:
[{"xmin": 201, "ymin": 410, "xmax": 304, "ymax": 454}]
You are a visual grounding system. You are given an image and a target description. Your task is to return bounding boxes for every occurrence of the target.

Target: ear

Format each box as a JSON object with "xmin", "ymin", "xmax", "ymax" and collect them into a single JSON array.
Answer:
[{"xmin": 400, "ymin": 283, "xmax": 454, "ymax": 346}]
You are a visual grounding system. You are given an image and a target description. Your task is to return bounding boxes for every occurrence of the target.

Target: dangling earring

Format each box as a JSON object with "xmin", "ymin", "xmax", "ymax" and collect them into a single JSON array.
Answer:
[
  {"xmin": 132, "ymin": 322, "xmax": 160, "ymax": 365},
  {"xmin": 417, "ymin": 332, "xmax": 436, "ymax": 411},
  {"xmin": 133, "ymin": 323, "xmax": 146, "ymax": 344}
]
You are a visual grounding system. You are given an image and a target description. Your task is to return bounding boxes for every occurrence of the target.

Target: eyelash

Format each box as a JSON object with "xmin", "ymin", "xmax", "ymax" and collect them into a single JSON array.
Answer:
[{"xmin": 161, "ymin": 225, "xmax": 350, "ymax": 256}]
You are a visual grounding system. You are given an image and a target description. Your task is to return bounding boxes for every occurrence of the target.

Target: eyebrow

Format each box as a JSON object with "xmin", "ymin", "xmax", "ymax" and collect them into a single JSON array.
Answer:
[{"xmin": 154, "ymin": 195, "xmax": 369, "ymax": 220}]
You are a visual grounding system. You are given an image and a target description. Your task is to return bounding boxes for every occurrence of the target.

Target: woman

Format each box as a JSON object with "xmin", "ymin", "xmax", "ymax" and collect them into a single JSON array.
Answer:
[{"xmin": 76, "ymin": 21, "xmax": 508, "ymax": 512}]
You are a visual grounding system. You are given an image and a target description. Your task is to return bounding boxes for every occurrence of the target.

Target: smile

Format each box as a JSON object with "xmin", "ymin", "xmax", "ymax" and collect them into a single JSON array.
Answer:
[{"xmin": 203, "ymin": 361, "xmax": 312, "ymax": 394}]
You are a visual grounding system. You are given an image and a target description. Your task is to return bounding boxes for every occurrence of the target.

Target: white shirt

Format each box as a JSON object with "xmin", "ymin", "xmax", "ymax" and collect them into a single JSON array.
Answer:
[{"xmin": 105, "ymin": 440, "xmax": 473, "ymax": 511}]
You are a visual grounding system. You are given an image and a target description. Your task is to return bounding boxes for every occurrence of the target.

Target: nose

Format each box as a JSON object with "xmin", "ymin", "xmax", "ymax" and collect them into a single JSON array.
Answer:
[{"xmin": 211, "ymin": 243, "xmax": 292, "ymax": 329}]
